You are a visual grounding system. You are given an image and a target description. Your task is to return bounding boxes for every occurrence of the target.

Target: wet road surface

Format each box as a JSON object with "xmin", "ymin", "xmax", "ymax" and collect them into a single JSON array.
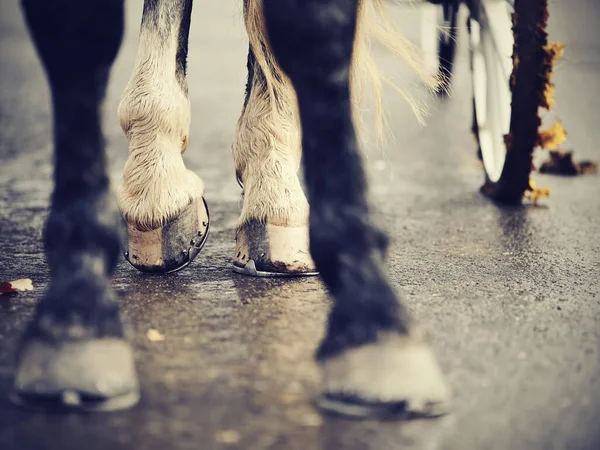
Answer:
[{"xmin": 0, "ymin": 1, "xmax": 599, "ymax": 449}]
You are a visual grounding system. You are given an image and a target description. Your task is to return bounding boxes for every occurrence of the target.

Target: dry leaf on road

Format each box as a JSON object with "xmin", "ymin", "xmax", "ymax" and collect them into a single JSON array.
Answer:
[
  {"xmin": 0, "ymin": 278, "xmax": 34, "ymax": 295},
  {"xmin": 540, "ymin": 150, "xmax": 598, "ymax": 176},
  {"xmin": 538, "ymin": 121, "xmax": 567, "ymax": 150},
  {"xmin": 146, "ymin": 329, "xmax": 165, "ymax": 342},
  {"xmin": 214, "ymin": 430, "xmax": 240, "ymax": 445}
]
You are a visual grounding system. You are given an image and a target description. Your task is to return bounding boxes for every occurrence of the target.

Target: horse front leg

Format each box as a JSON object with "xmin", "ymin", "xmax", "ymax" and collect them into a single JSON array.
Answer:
[
  {"xmin": 118, "ymin": 0, "xmax": 209, "ymax": 274},
  {"xmin": 14, "ymin": 0, "xmax": 138, "ymax": 411}
]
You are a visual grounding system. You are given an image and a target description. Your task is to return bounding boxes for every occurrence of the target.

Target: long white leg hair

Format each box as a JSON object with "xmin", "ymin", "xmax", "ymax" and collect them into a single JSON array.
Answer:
[{"xmin": 244, "ymin": 0, "xmax": 438, "ymax": 146}]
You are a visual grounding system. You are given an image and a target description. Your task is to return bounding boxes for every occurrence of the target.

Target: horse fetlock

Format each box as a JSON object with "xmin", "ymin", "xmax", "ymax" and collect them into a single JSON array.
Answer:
[
  {"xmin": 118, "ymin": 86, "xmax": 190, "ymax": 155},
  {"xmin": 233, "ymin": 169, "xmax": 315, "ymax": 277},
  {"xmin": 117, "ymin": 64, "xmax": 199, "ymax": 231}
]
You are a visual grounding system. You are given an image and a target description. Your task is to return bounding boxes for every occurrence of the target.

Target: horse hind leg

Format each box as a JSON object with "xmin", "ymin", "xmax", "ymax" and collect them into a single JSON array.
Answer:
[{"xmin": 232, "ymin": 2, "xmax": 316, "ymax": 277}]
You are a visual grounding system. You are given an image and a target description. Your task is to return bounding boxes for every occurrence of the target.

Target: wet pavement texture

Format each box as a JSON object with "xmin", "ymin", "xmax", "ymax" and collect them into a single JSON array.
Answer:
[{"xmin": 1, "ymin": 1, "xmax": 599, "ymax": 449}]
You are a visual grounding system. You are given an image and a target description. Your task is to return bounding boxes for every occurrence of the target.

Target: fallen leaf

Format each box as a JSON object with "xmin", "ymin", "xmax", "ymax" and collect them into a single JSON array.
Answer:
[
  {"xmin": 290, "ymin": 410, "xmax": 323, "ymax": 427},
  {"xmin": 146, "ymin": 329, "xmax": 165, "ymax": 342},
  {"xmin": 0, "ymin": 278, "xmax": 34, "ymax": 295},
  {"xmin": 541, "ymin": 42, "xmax": 565, "ymax": 109},
  {"xmin": 524, "ymin": 178, "xmax": 551, "ymax": 204},
  {"xmin": 215, "ymin": 430, "xmax": 240, "ymax": 445},
  {"xmin": 538, "ymin": 121, "xmax": 567, "ymax": 150},
  {"xmin": 546, "ymin": 42, "xmax": 566, "ymax": 61},
  {"xmin": 539, "ymin": 150, "xmax": 598, "ymax": 176},
  {"xmin": 0, "ymin": 283, "xmax": 15, "ymax": 295},
  {"xmin": 543, "ymin": 84, "xmax": 556, "ymax": 110},
  {"xmin": 279, "ymin": 391, "xmax": 302, "ymax": 405}
]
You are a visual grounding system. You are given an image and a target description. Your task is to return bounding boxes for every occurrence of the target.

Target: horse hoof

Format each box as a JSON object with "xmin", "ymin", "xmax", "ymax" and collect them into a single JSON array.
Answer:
[
  {"xmin": 316, "ymin": 332, "xmax": 451, "ymax": 419},
  {"xmin": 233, "ymin": 220, "xmax": 318, "ymax": 277},
  {"xmin": 123, "ymin": 197, "xmax": 210, "ymax": 274},
  {"xmin": 13, "ymin": 338, "xmax": 140, "ymax": 412}
]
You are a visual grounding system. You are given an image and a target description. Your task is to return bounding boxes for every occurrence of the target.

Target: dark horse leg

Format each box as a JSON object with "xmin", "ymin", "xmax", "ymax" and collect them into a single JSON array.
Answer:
[
  {"xmin": 262, "ymin": 0, "xmax": 451, "ymax": 418},
  {"xmin": 14, "ymin": 0, "xmax": 139, "ymax": 411}
]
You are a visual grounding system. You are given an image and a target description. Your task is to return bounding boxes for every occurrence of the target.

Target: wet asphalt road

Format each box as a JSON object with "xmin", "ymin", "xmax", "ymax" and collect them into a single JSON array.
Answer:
[{"xmin": 1, "ymin": 1, "xmax": 599, "ymax": 449}]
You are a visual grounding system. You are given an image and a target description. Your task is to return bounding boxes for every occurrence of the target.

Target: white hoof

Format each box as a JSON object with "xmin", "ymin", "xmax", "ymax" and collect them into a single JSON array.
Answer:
[
  {"xmin": 317, "ymin": 332, "xmax": 451, "ymax": 419},
  {"xmin": 233, "ymin": 220, "xmax": 318, "ymax": 277}
]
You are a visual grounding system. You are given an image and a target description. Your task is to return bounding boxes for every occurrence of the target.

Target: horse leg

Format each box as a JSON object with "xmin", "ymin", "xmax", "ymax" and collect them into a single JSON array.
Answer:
[
  {"xmin": 262, "ymin": 0, "xmax": 451, "ymax": 418},
  {"xmin": 118, "ymin": 0, "xmax": 209, "ymax": 274},
  {"xmin": 231, "ymin": 1, "xmax": 315, "ymax": 277},
  {"xmin": 14, "ymin": 0, "xmax": 138, "ymax": 411}
]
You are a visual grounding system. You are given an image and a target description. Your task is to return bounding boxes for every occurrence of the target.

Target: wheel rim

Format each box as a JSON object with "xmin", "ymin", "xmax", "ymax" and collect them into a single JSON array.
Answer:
[{"xmin": 470, "ymin": 0, "xmax": 514, "ymax": 183}]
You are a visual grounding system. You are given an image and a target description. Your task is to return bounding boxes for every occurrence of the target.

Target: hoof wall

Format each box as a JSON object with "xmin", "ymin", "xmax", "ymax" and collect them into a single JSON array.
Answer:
[
  {"xmin": 13, "ymin": 338, "xmax": 140, "ymax": 412},
  {"xmin": 233, "ymin": 220, "xmax": 318, "ymax": 278},
  {"xmin": 123, "ymin": 197, "xmax": 210, "ymax": 274},
  {"xmin": 318, "ymin": 333, "xmax": 451, "ymax": 420}
]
